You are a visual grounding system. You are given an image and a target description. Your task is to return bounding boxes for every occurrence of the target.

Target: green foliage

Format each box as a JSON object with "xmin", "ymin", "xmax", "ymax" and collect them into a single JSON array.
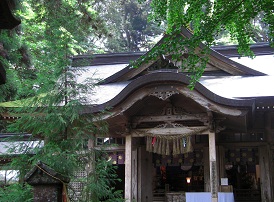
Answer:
[
  {"xmin": 95, "ymin": 0, "xmax": 165, "ymax": 52},
  {"xmin": 2, "ymin": 69, "xmax": 123, "ymax": 201},
  {"xmin": 0, "ymin": 0, "xmax": 124, "ymax": 201},
  {"xmin": 0, "ymin": 183, "xmax": 33, "ymax": 202},
  {"xmin": 1, "ymin": 63, "xmax": 124, "ymax": 200},
  {"xmin": 136, "ymin": 0, "xmax": 274, "ymax": 86},
  {"xmin": 149, "ymin": 0, "xmax": 274, "ymax": 48},
  {"xmin": 0, "ymin": 0, "xmax": 112, "ymax": 102},
  {"xmin": 84, "ymin": 158, "xmax": 124, "ymax": 202}
]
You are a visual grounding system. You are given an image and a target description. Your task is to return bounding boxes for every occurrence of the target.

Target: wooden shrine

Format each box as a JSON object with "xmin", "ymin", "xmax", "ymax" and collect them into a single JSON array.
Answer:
[
  {"xmin": 0, "ymin": 27, "xmax": 273, "ymax": 202},
  {"xmin": 78, "ymin": 28, "xmax": 274, "ymax": 202}
]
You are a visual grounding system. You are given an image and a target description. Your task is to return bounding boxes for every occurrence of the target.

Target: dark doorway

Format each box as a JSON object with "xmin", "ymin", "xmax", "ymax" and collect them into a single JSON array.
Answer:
[
  {"xmin": 153, "ymin": 165, "xmax": 204, "ymax": 193},
  {"xmin": 114, "ymin": 164, "xmax": 125, "ymax": 197},
  {"xmin": 226, "ymin": 164, "xmax": 261, "ymax": 202}
]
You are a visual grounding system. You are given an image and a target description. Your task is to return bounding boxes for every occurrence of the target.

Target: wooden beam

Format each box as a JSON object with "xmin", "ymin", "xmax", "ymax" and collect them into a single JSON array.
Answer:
[
  {"xmin": 178, "ymin": 86, "xmax": 244, "ymax": 116},
  {"xmin": 132, "ymin": 113, "xmax": 208, "ymax": 124},
  {"xmin": 131, "ymin": 127, "xmax": 209, "ymax": 137}
]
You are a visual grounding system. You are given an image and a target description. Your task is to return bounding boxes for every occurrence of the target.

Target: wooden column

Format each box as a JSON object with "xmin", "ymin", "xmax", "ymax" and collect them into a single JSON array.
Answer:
[
  {"xmin": 259, "ymin": 145, "xmax": 273, "ymax": 202},
  {"xmin": 259, "ymin": 112, "xmax": 274, "ymax": 202},
  {"xmin": 138, "ymin": 146, "xmax": 153, "ymax": 202},
  {"xmin": 87, "ymin": 138, "xmax": 95, "ymax": 174},
  {"xmin": 203, "ymin": 147, "xmax": 210, "ymax": 192},
  {"xmin": 209, "ymin": 132, "xmax": 218, "ymax": 202},
  {"xmin": 125, "ymin": 135, "xmax": 132, "ymax": 202},
  {"xmin": 132, "ymin": 147, "xmax": 138, "ymax": 201}
]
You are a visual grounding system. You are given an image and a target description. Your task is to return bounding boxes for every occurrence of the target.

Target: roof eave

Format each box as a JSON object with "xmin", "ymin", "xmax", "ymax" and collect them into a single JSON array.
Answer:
[{"xmin": 81, "ymin": 72, "xmax": 256, "ymax": 114}]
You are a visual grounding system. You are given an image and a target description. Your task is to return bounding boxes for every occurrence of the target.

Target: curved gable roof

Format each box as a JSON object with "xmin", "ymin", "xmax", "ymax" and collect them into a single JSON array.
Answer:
[
  {"xmin": 82, "ymin": 72, "xmax": 255, "ymax": 114},
  {"xmin": 101, "ymin": 28, "xmax": 265, "ymax": 84}
]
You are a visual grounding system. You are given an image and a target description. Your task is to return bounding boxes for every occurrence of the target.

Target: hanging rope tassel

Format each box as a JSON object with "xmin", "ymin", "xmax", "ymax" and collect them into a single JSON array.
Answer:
[
  {"xmin": 166, "ymin": 139, "xmax": 170, "ymax": 156},
  {"xmin": 145, "ymin": 126, "xmax": 208, "ymax": 155},
  {"xmin": 172, "ymin": 139, "xmax": 177, "ymax": 155},
  {"xmin": 162, "ymin": 137, "xmax": 166, "ymax": 155},
  {"xmin": 175, "ymin": 138, "xmax": 180, "ymax": 156},
  {"xmin": 157, "ymin": 138, "xmax": 162, "ymax": 154},
  {"xmin": 152, "ymin": 136, "xmax": 157, "ymax": 146},
  {"xmin": 153, "ymin": 138, "xmax": 159, "ymax": 153},
  {"xmin": 146, "ymin": 136, "xmax": 152, "ymax": 152}
]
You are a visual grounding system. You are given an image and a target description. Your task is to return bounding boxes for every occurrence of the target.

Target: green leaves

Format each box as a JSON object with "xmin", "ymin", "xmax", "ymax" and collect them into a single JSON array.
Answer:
[
  {"xmin": 97, "ymin": 0, "xmax": 165, "ymax": 52},
  {"xmin": 85, "ymin": 158, "xmax": 124, "ymax": 202},
  {"xmin": 0, "ymin": 183, "xmax": 33, "ymax": 202},
  {"xmin": 144, "ymin": 0, "xmax": 274, "ymax": 85},
  {"xmin": 0, "ymin": 1, "xmax": 123, "ymax": 201}
]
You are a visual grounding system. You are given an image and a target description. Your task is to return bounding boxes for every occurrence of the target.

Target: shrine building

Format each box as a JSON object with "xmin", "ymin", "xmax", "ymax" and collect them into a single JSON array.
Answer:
[{"xmin": 74, "ymin": 28, "xmax": 274, "ymax": 202}]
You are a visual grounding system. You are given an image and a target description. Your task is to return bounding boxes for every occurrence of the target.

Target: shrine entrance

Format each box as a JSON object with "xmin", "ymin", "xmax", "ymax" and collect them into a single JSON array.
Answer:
[
  {"xmin": 100, "ymin": 80, "xmax": 261, "ymax": 202},
  {"xmin": 153, "ymin": 165, "xmax": 204, "ymax": 192},
  {"xmin": 152, "ymin": 150, "xmax": 205, "ymax": 195}
]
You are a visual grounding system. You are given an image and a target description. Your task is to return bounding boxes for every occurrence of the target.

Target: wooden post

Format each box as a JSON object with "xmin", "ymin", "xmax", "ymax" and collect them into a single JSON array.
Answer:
[
  {"xmin": 204, "ymin": 147, "xmax": 210, "ymax": 192},
  {"xmin": 258, "ymin": 111, "xmax": 274, "ymax": 202},
  {"xmin": 259, "ymin": 145, "xmax": 273, "ymax": 202},
  {"xmin": 209, "ymin": 132, "xmax": 218, "ymax": 202},
  {"xmin": 125, "ymin": 135, "xmax": 132, "ymax": 202},
  {"xmin": 132, "ymin": 147, "xmax": 138, "ymax": 201},
  {"xmin": 87, "ymin": 138, "xmax": 95, "ymax": 174},
  {"xmin": 138, "ymin": 146, "xmax": 153, "ymax": 202}
]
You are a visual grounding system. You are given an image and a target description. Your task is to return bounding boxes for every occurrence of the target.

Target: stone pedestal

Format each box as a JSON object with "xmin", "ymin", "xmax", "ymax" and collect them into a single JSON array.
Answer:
[{"xmin": 25, "ymin": 161, "xmax": 70, "ymax": 202}]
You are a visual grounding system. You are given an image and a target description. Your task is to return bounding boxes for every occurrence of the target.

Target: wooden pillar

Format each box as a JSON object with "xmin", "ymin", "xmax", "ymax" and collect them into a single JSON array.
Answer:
[
  {"xmin": 209, "ymin": 132, "xmax": 218, "ymax": 202},
  {"xmin": 132, "ymin": 147, "xmax": 138, "ymax": 201},
  {"xmin": 258, "ymin": 111, "xmax": 274, "ymax": 202},
  {"xmin": 259, "ymin": 145, "xmax": 273, "ymax": 202},
  {"xmin": 138, "ymin": 146, "xmax": 153, "ymax": 202},
  {"xmin": 125, "ymin": 135, "xmax": 132, "ymax": 202},
  {"xmin": 87, "ymin": 138, "xmax": 95, "ymax": 174},
  {"xmin": 204, "ymin": 147, "xmax": 210, "ymax": 192}
]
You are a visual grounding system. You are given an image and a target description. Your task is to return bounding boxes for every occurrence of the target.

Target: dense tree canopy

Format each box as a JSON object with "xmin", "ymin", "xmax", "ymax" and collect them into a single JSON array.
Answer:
[
  {"xmin": 148, "ymin": 0, "xmax": 273, "ymax": 48},
  {"xmin": 0, "ymin": 1, "xmax": 124, "ymax": 201},
  {"xmin": 0, "ymin": 0, "xmax": 110, "ymax": 102},
  {"xmin": 94, "ymin": 0, "xmax": 164, "ymax": 52},
  {"xmin": 134, "ymin": 0, "xmax": 274, "ymax": 86},
  {"xmin": 0, "ymin": 0, "xmax": 165, "ymax": 102}
]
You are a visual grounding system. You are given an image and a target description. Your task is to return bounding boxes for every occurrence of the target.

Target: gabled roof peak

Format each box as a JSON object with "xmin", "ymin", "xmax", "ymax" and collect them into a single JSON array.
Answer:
[{"xmin": 99, "ymin": 28, "xmax": 265, "ymax": 84}]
